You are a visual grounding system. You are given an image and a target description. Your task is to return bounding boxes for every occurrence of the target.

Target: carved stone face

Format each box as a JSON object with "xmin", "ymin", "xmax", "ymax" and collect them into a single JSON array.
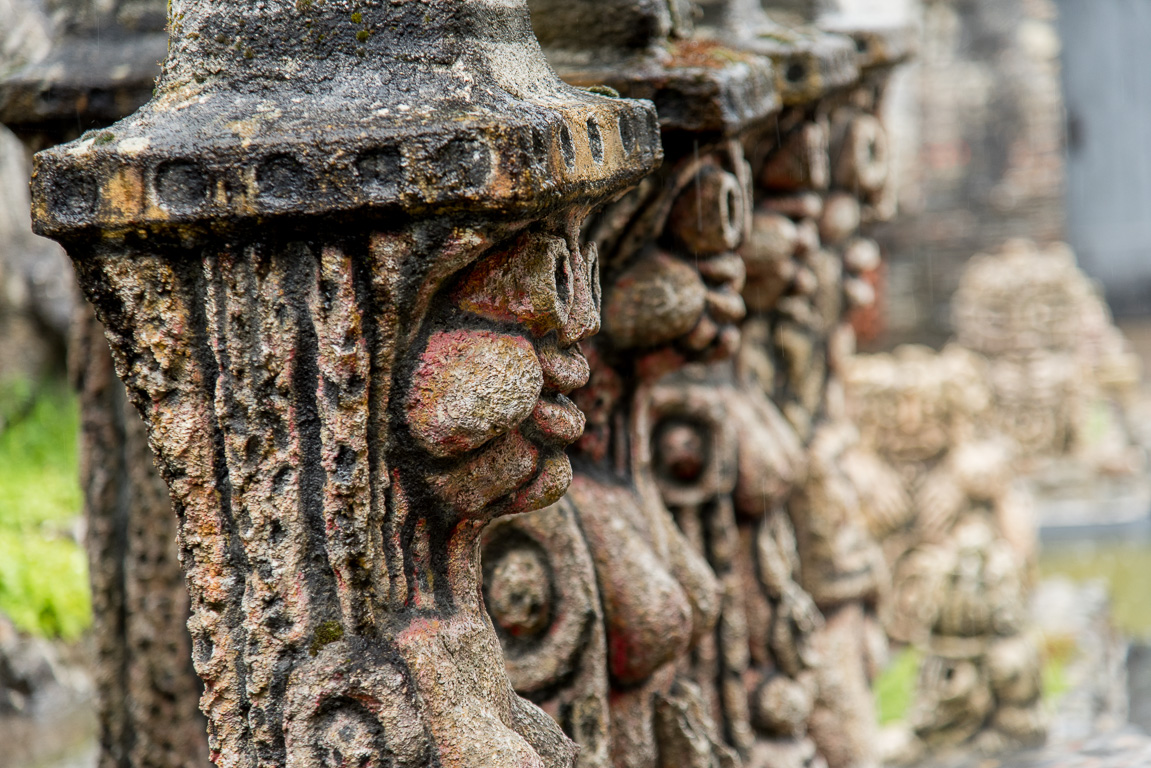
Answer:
[
  {"xmin": 404, "ymin": 226, "xmax": 598, "ymax": 517},
  {"xmin": 909, "ymin": 654, "xmax": 992, "ymax": 747},
  {"xmin": 845, "ymin": 345, "xmax": 991, "ymax": 468},
  {"xmin": 953, "ymin": 241, "xmax": 1092, "ymax": 357},
  {"xmin": 647, "ymin": 379, "xmax": 738, "ymax": 508}
]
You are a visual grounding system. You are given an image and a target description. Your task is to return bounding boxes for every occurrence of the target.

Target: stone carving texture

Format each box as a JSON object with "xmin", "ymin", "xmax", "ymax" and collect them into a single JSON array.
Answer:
[
  {"xmin": 31, "ymin": 2, "xmax": 659, "ymax": 767},
  {"xmin": 484, "ymin": 4, "xmax": 910, "ymax": 768},
  {"xmin": 489, "ymin": 5, "xmax": 773, "ymax": 767},
  {"xmin": 727, "ymin": 14, "xmax": 909, "ymax": 768},
  {"xmin": 75, "ymin": 303, "xmax": 210, "ymax": 768}
]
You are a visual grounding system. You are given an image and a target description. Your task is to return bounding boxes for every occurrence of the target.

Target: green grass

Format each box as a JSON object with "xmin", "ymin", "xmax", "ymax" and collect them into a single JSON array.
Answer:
[
  {"xmin": 875, "ymin": 626, "xmax": 1079, "ymax": 725},
  {"xmin": 0, "ymin": 380, "xmax": 89, "ymax": 639},
  {"xmin": 875, "ymin": 645, "xmax": 922, "ymax": 725},
  {"xmin": 1040, "ymin": 543, "xmax": 1151, "ymax": 640}
]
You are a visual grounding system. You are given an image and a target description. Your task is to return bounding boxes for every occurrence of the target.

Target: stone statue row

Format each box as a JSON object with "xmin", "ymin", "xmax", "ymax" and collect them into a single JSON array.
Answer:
[{"xmin": 1, "ymin": 0, "xmax": 1094, "ymax": 767}]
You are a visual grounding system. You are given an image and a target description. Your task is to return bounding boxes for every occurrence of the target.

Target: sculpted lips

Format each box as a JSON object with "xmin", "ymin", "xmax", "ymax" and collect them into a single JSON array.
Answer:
[
  {"xmin": 533, "ymin": 339, "xmax": 590, "ymax": 446},
  {"xmin": 537, "ymin": 341, "xmax": 590, "ymax": 394},
  {"xmin": 530, "ymin": 394, "xmax": 586, "ymax": 446}
]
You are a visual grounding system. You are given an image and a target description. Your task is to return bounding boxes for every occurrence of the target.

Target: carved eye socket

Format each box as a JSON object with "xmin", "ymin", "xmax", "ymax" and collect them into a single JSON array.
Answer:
[
  {"xmin": 653, "ymin": 419, "xmax": 709, "ymax": 484},
  {"xmin": 668, "ymin": 166, "xmax": 746, "ymax": 256}
]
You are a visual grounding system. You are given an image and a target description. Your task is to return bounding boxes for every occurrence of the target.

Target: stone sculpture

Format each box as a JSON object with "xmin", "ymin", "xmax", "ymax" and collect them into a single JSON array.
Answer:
[
  {"xmin": 844, "ymin": 345, "xmax": 1037, "ymax": 646},
  {"xmin": 30, "ymin": 1, "xmax": 660, "ymax": 766},
  {"xmin": 953, "ymin": 239, "xmax": 1144, "ymax": 485},
  {"xmin": 0, "ymin": 3, "xmax": 209, "ymax": 766},
  {"xmin": 844, "ymin": 345, "xmax": 1045, "ymax": 759},
  {"xmin": 486, "ymin": 4, "xmax": 775, "ymax": 766},
  {"xmin": 728, "ymin": 16, "xmax": 910, "ymax": 768},
  {"xmin": 482, "ymin": 4, "xmax": 909, "ymax": 768},
  {"xmin": 905, "ymin": 516, "xmax": 1046, "ymax": 757}
]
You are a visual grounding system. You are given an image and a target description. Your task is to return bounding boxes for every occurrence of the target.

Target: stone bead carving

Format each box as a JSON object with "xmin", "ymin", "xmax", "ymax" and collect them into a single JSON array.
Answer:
[{"xmin": 31, "ymin": 2, "xmax": 660, "ymax": 767}]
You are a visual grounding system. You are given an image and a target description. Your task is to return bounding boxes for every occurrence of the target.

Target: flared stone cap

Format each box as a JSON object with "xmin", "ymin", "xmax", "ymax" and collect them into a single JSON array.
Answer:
[
  {"xmin": 819, "ymin": 15, "xmax": 915, "ymax": 72},
  {"xmin": 527, "ymin": 0, "xmax": 778, "ymax": 136},
  {"xmin": 548, "ymin": 40, "xmax": 779, "ymax": 137},
  {"xmin": 694, "ymin": 0, "xmax": 859, "ymax": 104},
  {"xmin": 0, "ymin": 35, "xmax": 166, "ymax": 135},
  {"xmin": 31, "ymin": 0, "xmax": 662, "ymax": 241}
]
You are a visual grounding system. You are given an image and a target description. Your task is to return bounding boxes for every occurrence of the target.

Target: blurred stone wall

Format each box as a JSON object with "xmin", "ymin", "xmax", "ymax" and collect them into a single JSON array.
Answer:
[
  {"xmin": 865, "ymin": 0, "xmax": 1066, "ymax": 346},
  {"xmin": 0, "ymin": 0, "xmax": 74, "ymax": 393}
]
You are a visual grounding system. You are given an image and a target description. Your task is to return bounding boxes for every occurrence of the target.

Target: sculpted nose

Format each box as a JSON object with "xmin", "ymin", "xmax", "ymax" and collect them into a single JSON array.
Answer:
[{"xmin": 452, "ymin": 231, "xmax": 600, "ymax": 347}]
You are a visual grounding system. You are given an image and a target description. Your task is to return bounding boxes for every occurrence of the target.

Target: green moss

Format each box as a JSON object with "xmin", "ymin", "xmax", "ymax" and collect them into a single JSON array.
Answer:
[
  {"xmin": 350, "ymin": 11, "xmax": 362, "ymax": 23},
  {"xmin": 309, "ymin": 620, "xmax": 345, "ymax": 655},
  {"xmin": 356, "ymin": 29, "xmax": 370, "ymax": 43},
  {"xmin": 296, "ymin": 0, "xmax": 313, "ymax": 10},
  {"xmin": 1041, "ymin": 632, "xmax": 1075, "ymax": 704},
  {"xmin": 583, "ymin": 85, "xmax": 620, "ymax": 99},
  {"xmin": 94, "ymin": 132, "xmax": 115, "ymax": 145},
  {"xmin": 0, "ymin": 381, "xmax": 88, "ymax": 639},
  {"xmin": 874, "ymin": 646, "xmax": 921, "ymax": 725}
]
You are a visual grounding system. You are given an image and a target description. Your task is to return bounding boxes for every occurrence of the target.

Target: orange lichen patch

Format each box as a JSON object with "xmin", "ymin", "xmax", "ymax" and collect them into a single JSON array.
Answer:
[
  {"xmin": 667, "ymin": 39, "xmax": 749, "ymax": 70},
  {"xmin": 101, "ymin": 165, "xmax": 148, "ymax": 222}
]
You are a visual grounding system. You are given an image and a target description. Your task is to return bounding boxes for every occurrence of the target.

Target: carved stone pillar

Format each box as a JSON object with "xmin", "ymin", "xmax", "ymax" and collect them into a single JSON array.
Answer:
[
  {"xmin": 486, "ymin": 4, "xmax": 782, "ymax": 767},
  {"xmin": 30, "ymin": 2, "xmax": 660, "ymax": 767},
  {"xmin": 698, "ymin": 7, "xmax": 911, "ymax": 768},
  {"xmin": 0, "ymin": 5, "xmax": 210, "ymax": 768}
]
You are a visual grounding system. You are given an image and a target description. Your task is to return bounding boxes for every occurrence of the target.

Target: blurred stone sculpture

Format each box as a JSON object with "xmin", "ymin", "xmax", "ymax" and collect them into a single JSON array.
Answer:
[
  {"xmin": 953, "ymin": 239, "xmax": 1145, "ymax": 502},
  {"xmin": 844, "ymin": 344, "xmax": 1046, "ymax": 760},
  {"xmin": 30, "ymin": 1, "xmax": 660, "ymax": 766},
  {"xmin": 487, "ymin": 3, "xmax": 775, "ymax": 765},
  {"xmin": 905, "ymin": 516, "xmax": 1046, "ymax": 757},
  {"xmin": 845, "ymin": 345, "xmax": 1037, "ymax": 646},
  {"xmin": 0, "ymin": 2, "xmax": 209, "ymax": 767}
]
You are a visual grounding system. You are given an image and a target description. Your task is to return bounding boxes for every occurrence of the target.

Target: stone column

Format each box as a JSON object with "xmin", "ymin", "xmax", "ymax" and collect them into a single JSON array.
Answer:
[
  {"xmin": 0, "ymin": 5, "xmax": 210, "ymax": 767},
  {"xmin": 30, "ymin": 2, "xmax": 659, "ymax": 767},
  {"xmin": 486, "ymin": 3, "xmax": 781, "ymax": 767},
  {"xmin": 696, "ymin": 6, "xmax": 911, "ymax": 768}
]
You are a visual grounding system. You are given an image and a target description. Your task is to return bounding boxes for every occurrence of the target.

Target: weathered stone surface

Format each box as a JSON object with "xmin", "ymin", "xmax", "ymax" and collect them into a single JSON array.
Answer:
[
  {"xmin": 485, "ymin": 5, "xmax": 911, "ymax": 768},
  {"xmin": 74, "ymin": 301, "xmax": 209, "ymax": 768},
  {"xmin": 31, "ymin": 3, "xmax": 660, "ymax": 768}
]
